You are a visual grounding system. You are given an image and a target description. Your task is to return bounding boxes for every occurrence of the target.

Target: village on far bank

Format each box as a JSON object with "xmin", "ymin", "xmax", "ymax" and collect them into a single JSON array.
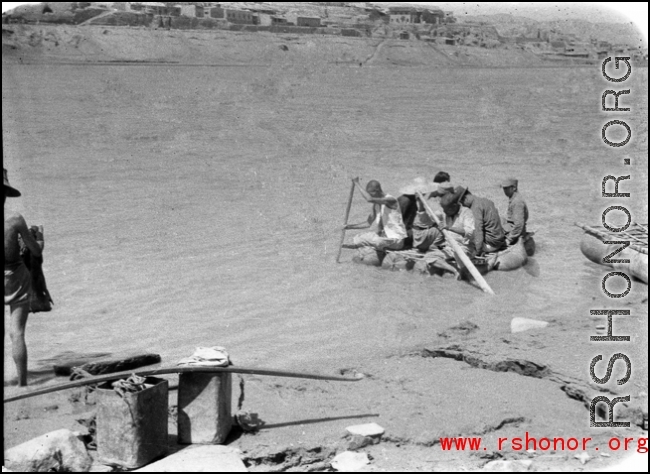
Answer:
[{"xmin": 3, "ymin": 2, "xmax": 648, "ymax": 65}]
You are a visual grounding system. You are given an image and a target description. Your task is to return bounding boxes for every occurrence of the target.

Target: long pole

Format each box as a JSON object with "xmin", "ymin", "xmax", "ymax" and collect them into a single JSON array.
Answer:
[
  {"xmin": 4, "ymin": 365, "xmax": 362, "ymax": 404},
  {"xmin": 335, "ymin": 179, "xmax": 357, "ymax": 263},
  {"xmin": 416, "ymin": 191, "xmax": 495, "ymax": 295}
]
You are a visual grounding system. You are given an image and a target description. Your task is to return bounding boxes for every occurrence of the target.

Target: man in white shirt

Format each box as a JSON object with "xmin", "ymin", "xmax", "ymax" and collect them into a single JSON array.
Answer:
[{"xmin": 344, "ymin": 178, "xmax": 407, "ymax": 251}]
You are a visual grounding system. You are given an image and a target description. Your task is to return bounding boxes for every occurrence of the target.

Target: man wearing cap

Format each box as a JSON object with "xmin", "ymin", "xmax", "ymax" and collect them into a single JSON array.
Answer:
[
  {"xmin": 344, "ymin": 178, "xmax": 408, "ymax": 251},
  {"xmin": 501, "ymin": 178, "xmax": 528, "ymax": 246},
  {"xmin": 4, "ymin": 168, "xmax": 43, "ymax": 386},
  {"xmin": 455, "ymin": 187, "xmax": 506, "ymax": 256}
]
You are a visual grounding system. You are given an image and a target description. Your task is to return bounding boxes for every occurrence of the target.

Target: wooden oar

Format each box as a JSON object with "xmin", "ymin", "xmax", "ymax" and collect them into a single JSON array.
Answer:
[
  {"xmin": 336, "ymin": 178, "xmax": 357, "ymax": 263},
  {"xmin": 416, "ymin": 191, "xmax": 495, "ymax": 295},
  {"xmin": 4, "ymin": 365, "xmax": 362, "ymax": 403}
]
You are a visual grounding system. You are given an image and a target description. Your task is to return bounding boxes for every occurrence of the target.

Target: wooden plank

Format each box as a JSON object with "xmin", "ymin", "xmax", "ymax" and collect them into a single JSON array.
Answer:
[{"xmin": 53, "ymin": 353, "xmax": 162, "ymax": 376}]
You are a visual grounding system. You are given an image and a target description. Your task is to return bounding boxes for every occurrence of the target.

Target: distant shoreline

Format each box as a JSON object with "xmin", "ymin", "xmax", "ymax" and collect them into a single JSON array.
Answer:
[{"xmin": 4, "ymin": 23, "xmax": 646, "ymax": 69}]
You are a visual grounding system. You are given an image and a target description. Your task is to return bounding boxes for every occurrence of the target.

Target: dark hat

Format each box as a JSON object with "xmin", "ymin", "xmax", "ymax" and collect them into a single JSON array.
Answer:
[
  {"xmin": 450, "ymin": 186, "xmax": 469, "ymax": 204},
  {"xmin": 3, "ymin": 168, "xmax": 21, "ymax": 197},
  {"xmin": 440, "ymin": 191, "xmax": 460, "ymax": 216}
]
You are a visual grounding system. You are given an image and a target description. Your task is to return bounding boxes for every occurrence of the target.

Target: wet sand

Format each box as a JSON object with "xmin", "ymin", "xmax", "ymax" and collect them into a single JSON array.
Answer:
[{"xmin": 3, "ymin": 33, "xmax": 648, "ymax": 470}]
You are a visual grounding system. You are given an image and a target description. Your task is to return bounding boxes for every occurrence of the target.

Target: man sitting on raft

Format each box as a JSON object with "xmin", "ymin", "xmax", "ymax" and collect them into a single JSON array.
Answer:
[
  {"xmin": 411, "ymin": 189, "xmax": 475, "ymax": 279},
  {"xmin": 500, "ymin": 177, "xmax": 529, "ymax": 246},
  {"xmin": 455, "ymin": 187, "xmax": 506, "ymax": 257},
  {"xmin": 343, "ymin": 178, "xmax": 407, "ymax": 251}
]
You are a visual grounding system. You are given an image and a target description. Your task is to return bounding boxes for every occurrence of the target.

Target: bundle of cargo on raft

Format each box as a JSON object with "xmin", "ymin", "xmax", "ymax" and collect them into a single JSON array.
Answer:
[
  {"xmin": 355, "ymin": 234, "xmax": 533, "ymax": 276},
  {"xmin": 576, "ymin": 222, "xmax": 648, "ymax": 284}
]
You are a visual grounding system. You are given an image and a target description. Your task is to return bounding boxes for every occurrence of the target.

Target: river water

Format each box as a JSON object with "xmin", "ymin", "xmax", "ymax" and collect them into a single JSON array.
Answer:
[{"xmin": 3, "ymin": 62, "xmax": 648, "ymax": 384}]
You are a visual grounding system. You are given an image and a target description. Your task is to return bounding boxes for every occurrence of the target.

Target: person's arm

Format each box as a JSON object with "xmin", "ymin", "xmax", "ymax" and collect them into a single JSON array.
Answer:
[
  {"xmin": 414, "ymin": 193, "xmax": 442, "ymax": 229},
  {"xmin": 345, "ymin": 204, "xmax": 378, "ymax": 230},
  {"xmin": 353, "ymin": 179, "xmax": 399, "ymax": 209},
  {"xmin": 507, "ymin": 200, "xmax": 526, "ymax": 245},
  {"xmin": 472, "ymin": 206, "xmax": 485, "ymax": 255},
  {"xmin": 17, "ymin": 216, "xmax": 42, "ymax": 258},
  {"xmin": 462, "ymin": 209, "xmax": 475, "ymax": 240},
  {"xmin": 413, "ymin": 208, "xmax": 433, "ymax": 228}
]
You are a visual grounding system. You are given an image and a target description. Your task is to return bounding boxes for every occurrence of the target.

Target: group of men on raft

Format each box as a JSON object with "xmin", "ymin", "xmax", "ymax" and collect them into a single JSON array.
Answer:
[{"xmin": 343, "ymin": 172, "xmax": 530, "ymax": 278}]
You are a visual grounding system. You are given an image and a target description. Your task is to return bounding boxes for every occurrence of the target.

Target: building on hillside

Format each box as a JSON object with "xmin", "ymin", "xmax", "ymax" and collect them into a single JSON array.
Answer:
[
  {"xmin": 444, "ymin": 11, "xmax": 455, "ymax": 23},
  {"xmin": 563, "ymin": 44, "xmax": 591, "ymax": 58},
  {"xmin": 271, "ymin": 16, "xmax": 288, "ymax": 25},
  {"xmin": 421, "ymin": 7, "xmax": 444, "ymax": 24},
  {"xmin": 126, "ymin": 2, "xmax": 180, "ymax": 16},
  {"xmin": 341, "ymin": 28, "xmax": 362, "ymax": 37},
  {"xmin": 225, "ymin": 9, "xmax": 255, "ymax": 25},
  {"xmin": 388, "ymin": 6, "xmax": 418, "ymax": 24},
  {"xmin": 208, "ymin": 6, "xmax": 225, "ymax": 19},
  {"xmin": 180, "ymin": 4, "xmax": 205, "ymax": 18},
  {"xmin": 257, "ymin": 13, "xmax": 272, "ymax": 26},
  {"xmin": 297, "ymin": 16, "xmax": 321, "ymax": 27}
]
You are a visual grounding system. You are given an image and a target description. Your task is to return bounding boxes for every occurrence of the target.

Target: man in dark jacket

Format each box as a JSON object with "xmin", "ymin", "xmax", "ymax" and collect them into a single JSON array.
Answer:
[
  {"xmin": 500, "ymin": 178, "xmax": 529, "ymax": 246},
  {"xmin": 455, "ymin": 186, "xmax": 506, "ymax": 256}
]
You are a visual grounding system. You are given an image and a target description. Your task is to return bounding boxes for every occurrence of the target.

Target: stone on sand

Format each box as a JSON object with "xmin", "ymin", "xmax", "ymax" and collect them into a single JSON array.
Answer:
[
  {"xmin": 484, "ymin": 459, "xmax": 533, "ymax": 471},
  {"xmin": 3, "ymin": 429, "xmax": 93, "ymax": 473},
  {"xmin": 331, "ymin": 451, "xmax": 370, "ymax": 471},
  {"xmin": 344, "ymin": 434, "xmax": 374, "ymax": 451},
  {"xmin": 345, "ymin": 422, "xmax": 385, "ymax": 438},
  {"xmin": 574, "ymin": 452, "xmax": 590, "ymax": 465},
  {"xmin": 510, "ymin": 317, "xmax": 549, "ymax": 333},
  {"xmin": 133, "ymin": 445, "xmax": 246, "ymax": 472}
]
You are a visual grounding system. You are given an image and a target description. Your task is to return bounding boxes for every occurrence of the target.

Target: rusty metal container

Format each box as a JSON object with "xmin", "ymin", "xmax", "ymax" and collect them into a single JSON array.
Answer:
[
  {"xmin": 178, "ymin": 372, "xmax": 233, "ymax": 444},
  {"xmin": 95, "ymin": 377, "xmax": 169, "ymax": 469}
]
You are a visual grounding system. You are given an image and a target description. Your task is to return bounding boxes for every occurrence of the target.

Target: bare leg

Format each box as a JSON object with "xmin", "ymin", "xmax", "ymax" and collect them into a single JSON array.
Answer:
[{"xmin": 10, "ymin": 303, "xmax": 29, "ymax": 386}]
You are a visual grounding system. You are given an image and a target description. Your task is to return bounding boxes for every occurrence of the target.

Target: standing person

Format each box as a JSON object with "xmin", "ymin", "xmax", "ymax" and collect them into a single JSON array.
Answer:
[
  {"xmin": 344, "ymin": 178, "xmax": 407, "ymax": 251},
  {"xmin": 4, "ymin": 168, "xmax": 43, "ymax": 386},
  {"xmin": 455, "ymin": 186, "xmax": 506, "ymax": 256},
  {"xmin": 500, "ymin": 177, "xmax": 529, "ymax": 246}
]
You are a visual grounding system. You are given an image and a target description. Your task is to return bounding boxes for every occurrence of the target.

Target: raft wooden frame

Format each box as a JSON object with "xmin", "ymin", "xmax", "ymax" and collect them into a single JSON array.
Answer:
[
  {"xmin": 575, "ymin": 222, "xmax": 648, "ymax": 255},
  {"xmin": 4, "ymin": 366, "xmax": 362, "ymax": 403}
]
